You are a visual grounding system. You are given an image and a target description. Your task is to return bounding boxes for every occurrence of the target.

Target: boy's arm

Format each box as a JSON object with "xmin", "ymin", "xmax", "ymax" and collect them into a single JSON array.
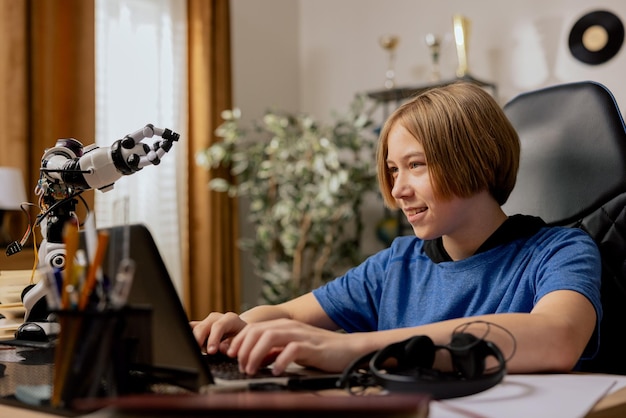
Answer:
[{"xmin": 191, "ymin": 292, "xmax": 335, "ymax": 355}]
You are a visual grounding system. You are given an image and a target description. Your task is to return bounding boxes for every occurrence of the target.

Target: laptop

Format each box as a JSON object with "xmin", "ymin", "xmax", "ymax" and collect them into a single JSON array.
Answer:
[{"xmin": 93, "ymin": 223, "xmax": 339, "ymax": 393}]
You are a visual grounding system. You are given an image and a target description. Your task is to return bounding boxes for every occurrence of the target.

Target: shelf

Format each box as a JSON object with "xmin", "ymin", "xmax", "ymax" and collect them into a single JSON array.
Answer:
[{"xmin": 366, "ymin": 74, "xmax": 497, "ymax": 104}]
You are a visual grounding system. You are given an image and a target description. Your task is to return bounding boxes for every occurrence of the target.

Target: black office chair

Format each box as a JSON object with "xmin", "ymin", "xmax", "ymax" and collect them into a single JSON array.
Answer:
[{"xmin": 503, "ymin": 81, "xmax": 626, "ymax": 374}]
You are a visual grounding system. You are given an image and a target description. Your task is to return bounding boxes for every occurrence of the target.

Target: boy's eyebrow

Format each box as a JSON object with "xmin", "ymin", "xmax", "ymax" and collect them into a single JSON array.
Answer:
[{"xmin": 387, "ymin": 151, "xmax": 426, "ymax": 164}]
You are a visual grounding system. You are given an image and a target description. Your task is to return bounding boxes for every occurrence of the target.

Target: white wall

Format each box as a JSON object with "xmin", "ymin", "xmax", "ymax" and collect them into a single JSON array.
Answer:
[
  {"xmin": 230, "ymin": 0, "xmax": 300, "ymax": 123},
  {"xmin": 230, "ymin": 0, "xmax": 300, "ymax": 308},
  {"xmin": 231, "ymin": 0, "xmax": 626, "ymax": 308}
]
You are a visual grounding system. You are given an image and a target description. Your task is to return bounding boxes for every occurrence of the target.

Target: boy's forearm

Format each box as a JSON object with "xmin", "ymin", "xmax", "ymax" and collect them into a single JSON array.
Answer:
[{"xmin": 239, "ymin": 304, "xmax": 292, "ymax": 323}]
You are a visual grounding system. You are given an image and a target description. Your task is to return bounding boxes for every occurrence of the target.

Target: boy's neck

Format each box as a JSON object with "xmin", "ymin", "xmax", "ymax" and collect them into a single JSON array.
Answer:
[{"xmin": 442, "ymin": 193, "xmax": 508, "ymax": 261}]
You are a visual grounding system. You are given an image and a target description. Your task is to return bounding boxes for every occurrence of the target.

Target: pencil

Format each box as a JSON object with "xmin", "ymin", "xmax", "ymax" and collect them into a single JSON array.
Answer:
[
  {"xmin": 60, "ymin": 220, "xmax": 80, "ymax": 309},
  {"xmin": 52, "ymin": 219, "xmax": 80, "ymax": 407},
  {"xmin": 78, "ymin": 231, "xmax": 109, "ymax": 310}
]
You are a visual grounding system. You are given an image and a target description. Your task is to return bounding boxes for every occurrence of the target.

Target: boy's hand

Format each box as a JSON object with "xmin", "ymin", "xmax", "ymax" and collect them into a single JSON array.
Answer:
[{"xmin": 190, "ymin": 311, "xmax": 248, "ymax": 355}]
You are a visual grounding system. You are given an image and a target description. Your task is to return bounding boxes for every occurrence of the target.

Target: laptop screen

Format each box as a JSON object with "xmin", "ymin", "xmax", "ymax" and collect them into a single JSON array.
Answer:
[{"xmin": 92, "ymin": 223, "xmax": 213, "ymax": 391}]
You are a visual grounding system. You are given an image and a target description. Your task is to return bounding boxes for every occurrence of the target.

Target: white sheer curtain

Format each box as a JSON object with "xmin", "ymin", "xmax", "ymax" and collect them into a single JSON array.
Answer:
[{"xmin": 94, "ymin": 0, "xmax": 188, "ymax": 296}]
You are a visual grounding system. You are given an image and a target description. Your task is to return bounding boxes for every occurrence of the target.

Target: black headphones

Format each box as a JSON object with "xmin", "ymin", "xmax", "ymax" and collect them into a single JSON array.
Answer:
[{"xmin": 338, "ymin": 332, "xmax": 507, "ymax": 399}]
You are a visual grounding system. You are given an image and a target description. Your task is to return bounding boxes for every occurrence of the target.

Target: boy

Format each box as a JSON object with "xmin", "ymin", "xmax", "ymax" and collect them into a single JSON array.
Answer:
[{"xmin": 192, "ymin": 82, "xmax": 601, "ymax": 377}]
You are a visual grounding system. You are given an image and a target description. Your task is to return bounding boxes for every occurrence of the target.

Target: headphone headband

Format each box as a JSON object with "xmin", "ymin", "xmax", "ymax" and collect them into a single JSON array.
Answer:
[{"xmin": 340, "ymin": 333, "xmax": 506, "ymax": 399}]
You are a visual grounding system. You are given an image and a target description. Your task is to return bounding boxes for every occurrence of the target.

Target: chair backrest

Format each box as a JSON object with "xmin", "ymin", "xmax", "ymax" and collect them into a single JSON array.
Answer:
[{"xmin": 503, "ymin": 81, "xmax": 626, "ymax": 374}]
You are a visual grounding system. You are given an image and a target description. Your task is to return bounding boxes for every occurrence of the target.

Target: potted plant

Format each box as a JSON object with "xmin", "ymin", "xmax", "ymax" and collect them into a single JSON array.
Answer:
[{"xmin": 196, "ymin": 96, "xmax": 379, "ymax": 304}]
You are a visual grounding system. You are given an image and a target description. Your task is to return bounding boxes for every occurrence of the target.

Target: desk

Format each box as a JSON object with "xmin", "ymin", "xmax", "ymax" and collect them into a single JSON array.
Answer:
[
  {"xmin": 0, "ymin": 405, "xmax": 57, "ymax": 418},
  {"xmin": 1, "ymin": 375, "xmax": 626, "ymax": 418},
  {"xmin": 592, "ymin": 387, "xmax": 626, "ymax": 417}
]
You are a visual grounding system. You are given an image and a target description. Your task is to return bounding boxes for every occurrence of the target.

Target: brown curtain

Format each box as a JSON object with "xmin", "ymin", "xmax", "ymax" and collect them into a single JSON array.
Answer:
[
  {"xmin": 0, "ymin": 1, "xmax": 29, "ymax": 242},
  {"xmin": 0, "ymin": 0, "xmax": 95, "ymax": 248},
  {"xmin": 186, "ymin": 0, "xmax": 240, "ymax": 318}
]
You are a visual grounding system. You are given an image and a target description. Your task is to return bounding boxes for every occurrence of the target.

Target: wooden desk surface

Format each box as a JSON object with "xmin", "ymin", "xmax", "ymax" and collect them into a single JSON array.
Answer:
[
  {"xmin": 588, "ymin": 386, "xmax": 626, "ymax": 417},
  {"xmin": 0, "ymin": 404, "xmax": 57, "ymax": 418}
]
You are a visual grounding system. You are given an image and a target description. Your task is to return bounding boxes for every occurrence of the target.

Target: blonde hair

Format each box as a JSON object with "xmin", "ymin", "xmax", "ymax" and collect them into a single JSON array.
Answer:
[{"xmin": 376, "ymin": 82, "xmax": 520, "ymax": 208}]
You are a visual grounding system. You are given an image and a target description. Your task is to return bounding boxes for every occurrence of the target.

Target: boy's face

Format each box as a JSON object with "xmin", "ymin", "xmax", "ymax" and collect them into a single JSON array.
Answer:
[{"xmin": 386, "ymin": 123, "xmax": 471, "ymax": 241}]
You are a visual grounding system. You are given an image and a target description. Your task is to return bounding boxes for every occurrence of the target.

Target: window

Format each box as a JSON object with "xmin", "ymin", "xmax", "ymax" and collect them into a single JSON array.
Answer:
[{"xmin": 95, "ymin": 0, "xmax": 187, "ymax": 296}]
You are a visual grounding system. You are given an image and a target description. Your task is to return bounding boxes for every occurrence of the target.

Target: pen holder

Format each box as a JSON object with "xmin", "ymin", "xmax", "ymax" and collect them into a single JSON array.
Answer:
[{"xmin": 51, "ymin": 306, "xmax": 152, "ymax": 409}]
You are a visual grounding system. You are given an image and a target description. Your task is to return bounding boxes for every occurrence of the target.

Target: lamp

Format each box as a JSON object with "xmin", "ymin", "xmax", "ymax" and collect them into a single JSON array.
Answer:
[{"xmin": 0, "ymin": 167, "xmax": 28, "ymax": 247}]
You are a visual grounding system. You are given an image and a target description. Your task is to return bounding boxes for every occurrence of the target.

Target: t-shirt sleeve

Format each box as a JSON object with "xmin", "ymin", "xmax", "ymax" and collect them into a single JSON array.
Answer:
[
  {"xmin": 313, "ymin": 246, "xmax": 393, "ymax": 332},
  {"xmin": 534, "ymin": 228, "xmax": 603, "ymax": 359}
]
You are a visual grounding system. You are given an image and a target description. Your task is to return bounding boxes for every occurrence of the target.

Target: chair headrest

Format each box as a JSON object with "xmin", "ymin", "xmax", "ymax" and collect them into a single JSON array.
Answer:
[{"xmin": 503, "ymin": 81, "xmax": 626, "ymax": 225}]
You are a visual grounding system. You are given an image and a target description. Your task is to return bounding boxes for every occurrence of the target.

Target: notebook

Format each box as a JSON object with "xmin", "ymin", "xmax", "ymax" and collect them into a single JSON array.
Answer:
[{"xmin": 94, "ymin": 223, "xmax": 339, "ymax": 392}]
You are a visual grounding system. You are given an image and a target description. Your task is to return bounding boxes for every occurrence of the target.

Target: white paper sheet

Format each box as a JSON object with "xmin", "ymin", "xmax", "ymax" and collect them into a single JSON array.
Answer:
[{"xmin": 429, "ymin": 374, "xmax": 626, "ymax": 418}]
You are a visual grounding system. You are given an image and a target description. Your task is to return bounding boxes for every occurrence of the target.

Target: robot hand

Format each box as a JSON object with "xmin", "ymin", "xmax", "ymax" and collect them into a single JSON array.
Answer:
[{"xmin": 40, "ymin": 124, "xmax": 180, "ymax": 193}]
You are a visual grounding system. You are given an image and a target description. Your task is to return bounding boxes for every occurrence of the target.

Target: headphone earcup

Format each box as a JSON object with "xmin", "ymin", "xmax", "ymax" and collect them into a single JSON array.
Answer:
[
  {"xmin": 448, "ymin": 332, "xmax": 486, "ymax": 378},
  {"xmin": 401, "ymin": 335, "xmax": 436, "ymax": 369}
]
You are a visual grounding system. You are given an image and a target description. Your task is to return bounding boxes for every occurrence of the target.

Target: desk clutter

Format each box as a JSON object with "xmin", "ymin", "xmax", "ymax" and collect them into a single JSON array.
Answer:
[
  {"xmin": 0, "ymin": 305, "xmax": 153, "ymax": 412},
  {"xmin": 0, "ymin": 223, "xmax": 154, "ymax": 411}
]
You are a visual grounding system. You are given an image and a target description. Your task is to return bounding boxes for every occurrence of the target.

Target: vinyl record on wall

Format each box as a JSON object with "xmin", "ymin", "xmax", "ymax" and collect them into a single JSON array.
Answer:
[{"xmin": 568, "ymin": 10, "xmax": 624, "ymax": 65}]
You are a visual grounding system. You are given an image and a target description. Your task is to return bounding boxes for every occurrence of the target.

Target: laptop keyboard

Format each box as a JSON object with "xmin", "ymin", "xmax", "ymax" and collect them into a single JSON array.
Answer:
[{"xmin": 202, "ymin": 351, "xmax": 295, "ymax": 380}]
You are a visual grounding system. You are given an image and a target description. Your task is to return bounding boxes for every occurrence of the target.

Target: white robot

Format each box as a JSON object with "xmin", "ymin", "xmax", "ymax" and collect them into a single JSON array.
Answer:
[{"xmin": 10, "ymin": 124, "xmax": 179, "ymax": 324}]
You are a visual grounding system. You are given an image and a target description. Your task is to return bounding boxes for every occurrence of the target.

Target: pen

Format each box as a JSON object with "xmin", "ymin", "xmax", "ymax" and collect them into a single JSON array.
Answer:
[
  {"xmin": 53, "ymin": 268, "xmax": 63, "ymax": 293},
  {"xmin": 43, "ymin": 267, "xmax": 61, "ymax": 310},
  {"xmin": 83, "ymin": 212, "xmax": 97, "ymax": 264}
]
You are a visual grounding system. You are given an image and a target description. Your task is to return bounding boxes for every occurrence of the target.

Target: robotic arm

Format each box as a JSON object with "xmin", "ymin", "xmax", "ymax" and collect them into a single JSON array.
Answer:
[
  {"xmin": 20, "ymin": 124, "xmax": 180, "ymax": 322},
  {"xmin": 40, "ymin": 124, "xmax": 180, "ymax": 192}
]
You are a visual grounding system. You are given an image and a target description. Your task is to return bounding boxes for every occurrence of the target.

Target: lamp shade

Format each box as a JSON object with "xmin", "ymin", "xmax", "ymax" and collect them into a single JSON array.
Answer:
[{"xmin": 0, "ymin": 167, "xmax": 27, "ymax": 210}]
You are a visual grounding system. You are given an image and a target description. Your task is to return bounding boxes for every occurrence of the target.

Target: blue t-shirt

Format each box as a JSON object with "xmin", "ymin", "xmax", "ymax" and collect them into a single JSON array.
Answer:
[{"xmin": 313, "ymin": 226, "xmax": 602, "ymax": 339}]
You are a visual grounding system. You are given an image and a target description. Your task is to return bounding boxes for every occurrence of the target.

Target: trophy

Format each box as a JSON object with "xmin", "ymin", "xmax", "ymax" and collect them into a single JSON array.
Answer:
[
  {"xmin": 379, "ymin": 34, "xmax": 400, "ymax": 89},
  {"xmin": 425, "ymin": 33, "xmax": 441, "ymax": 82},
  {"xmin": 453, "ymin": 14, "xmax": 471, "ymax": 78}
]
